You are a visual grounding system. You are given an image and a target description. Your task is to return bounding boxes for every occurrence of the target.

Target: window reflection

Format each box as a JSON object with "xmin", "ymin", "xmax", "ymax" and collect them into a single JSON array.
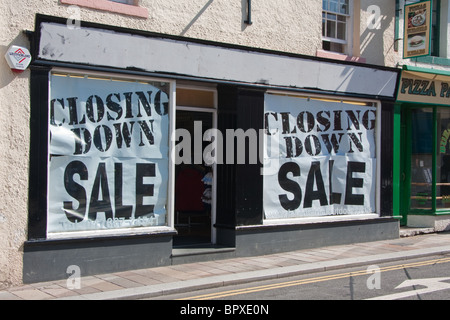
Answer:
[
  {"xmin": 437, "ymin": 109, "xmax": 450, "ymax": 208},
  {"xmin": 410, "ymin": 108, "xmax": 433, "ymax": 210}
]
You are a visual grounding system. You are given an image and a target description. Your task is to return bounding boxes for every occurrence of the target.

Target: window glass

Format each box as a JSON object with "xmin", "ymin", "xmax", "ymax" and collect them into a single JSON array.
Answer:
[
  {"xmin": 409, "ymin": 108, "xmax": 433, "ymax": 210},
  {"xmin": 109, "ymin": 0, "xmax": 134, "ymax": 4},
  {"xmin": 324, "ymin": 0, "xmax": 349, "ymax": 14},
  {"xmin": 48, "ymin": 73, "xmax": 171, "ymax": 235},
  {"xmin": 337, "ymin": 21, "xmax": 346, "ymax": 40},
  {"xmin": 263, "ymin": 93, "xmax": 377, "ymax": 220},
  {"xmin": 326, "ymin": 17, "xmax": 336, "ymax": 38},
  {"xmin": 177, "ymin": 89, "xmax": 215, "ymax": 108},
  {"xmin": 437, "ymin": 108, "xmax": 450, "ymax": 208}
]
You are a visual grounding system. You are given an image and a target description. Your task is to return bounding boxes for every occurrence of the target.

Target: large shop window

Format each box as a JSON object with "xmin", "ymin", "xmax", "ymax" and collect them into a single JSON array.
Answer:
[
  {"xmin": 409, "ymin": 106, "xmax": 450, "ymax": 212},
  {"xmin": 47, "ymin": 71, "xmax": 173, "ymax": 237},
  {"xmin": 263, "ymin": 93, "xmax": 379, "ymax": 220}
]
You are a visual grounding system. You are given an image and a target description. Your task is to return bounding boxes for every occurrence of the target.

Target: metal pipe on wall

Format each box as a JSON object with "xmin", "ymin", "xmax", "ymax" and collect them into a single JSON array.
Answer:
[{"xmin": 245, "ymin": 0, "xmax": 253, "ymax": 25}]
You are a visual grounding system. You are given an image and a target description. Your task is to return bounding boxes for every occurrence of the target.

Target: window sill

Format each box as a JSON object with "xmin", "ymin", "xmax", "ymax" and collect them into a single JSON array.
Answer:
[
  {"xmin": 60, "ymin": 0, "xmax": 148, "ymax": 18},
  {"xmin": 236, "ymin": 214, "xmax": 386, "ymax": 231},
  {"xmin": 44, "ymin": 226, "xmax": 177, "ymax": 241},
  {"xmin": 316, "ymin": 49, "xmax": 366, "ymax": 63}
]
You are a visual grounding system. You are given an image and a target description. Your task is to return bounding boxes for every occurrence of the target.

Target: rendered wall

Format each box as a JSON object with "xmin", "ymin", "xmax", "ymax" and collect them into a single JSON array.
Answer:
[{"xmin": 360, "ymin": 0, "xmax": 398, "ymax": 67}]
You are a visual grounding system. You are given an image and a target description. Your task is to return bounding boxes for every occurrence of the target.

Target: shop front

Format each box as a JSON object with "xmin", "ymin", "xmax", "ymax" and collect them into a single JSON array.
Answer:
[
  {"xmin": 395, "ymin": 66, "xmax": 450, "ymax": 231},
  {"xmin": 24, "ymin": 14, "xmax": 400, "ymax": 283}
]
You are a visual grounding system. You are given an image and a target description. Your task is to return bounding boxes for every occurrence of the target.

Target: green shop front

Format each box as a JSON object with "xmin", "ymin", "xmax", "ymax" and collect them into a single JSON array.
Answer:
[{"xmin": 395, "ymin": 66, "xmax": 450, "ymax": 231}]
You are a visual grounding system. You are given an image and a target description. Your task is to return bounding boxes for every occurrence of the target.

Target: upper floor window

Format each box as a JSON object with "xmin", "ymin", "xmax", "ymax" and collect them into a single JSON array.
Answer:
[
  {"xmin": 60, "ymin": 0, "xmax": 148, "ymax": 18},
  {"xmin": 322, "ymin": 0, "xmax": 350, "ymax": 54}
]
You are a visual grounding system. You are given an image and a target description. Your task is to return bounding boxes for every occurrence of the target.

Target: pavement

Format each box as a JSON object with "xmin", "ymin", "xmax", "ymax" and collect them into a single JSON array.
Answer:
[{"xmin": 1, "ymin": 227, "xmax": 450, "ymax": 300}]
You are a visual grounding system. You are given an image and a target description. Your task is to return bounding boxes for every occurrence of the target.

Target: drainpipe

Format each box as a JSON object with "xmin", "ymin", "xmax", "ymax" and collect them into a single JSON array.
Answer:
[
  {"xmin": 245, "ymin": 0, "xmax": 253, "ymax": 25},
  {"xmin": 395, "ymin": 0, "xmax": 401, "ymax": 52}
]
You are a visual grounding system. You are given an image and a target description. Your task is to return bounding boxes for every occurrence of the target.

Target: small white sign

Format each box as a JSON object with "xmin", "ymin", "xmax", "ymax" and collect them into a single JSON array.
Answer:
[{"xmin": 5, "ymin": 45, "xmax": 32, "ymax": 71}]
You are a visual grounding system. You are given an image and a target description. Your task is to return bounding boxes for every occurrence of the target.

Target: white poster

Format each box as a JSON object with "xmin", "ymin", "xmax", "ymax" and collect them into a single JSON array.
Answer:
[
  {"xmin": 47, "ymin": 74, "xmax": 170, "ymax": 234},
  {"xmin": 263, "ymin": 94, "xmax": 377, "ymax": 219},
  {"xmin": 49, "ymin": 75, "xmax": 169, "ymax": 159}
]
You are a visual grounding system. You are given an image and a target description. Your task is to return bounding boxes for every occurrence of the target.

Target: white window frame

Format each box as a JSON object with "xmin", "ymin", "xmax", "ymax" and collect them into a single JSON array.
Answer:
[{"xmin": 322, "ymin": 0, "xmax": 354, "ymax": 55}]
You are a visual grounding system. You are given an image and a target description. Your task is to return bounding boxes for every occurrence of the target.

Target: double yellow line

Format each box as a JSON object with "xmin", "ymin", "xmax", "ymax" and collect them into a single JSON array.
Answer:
[{"xmin": 180, "ymin": 256, "xmax": 450, "ymax": 300}]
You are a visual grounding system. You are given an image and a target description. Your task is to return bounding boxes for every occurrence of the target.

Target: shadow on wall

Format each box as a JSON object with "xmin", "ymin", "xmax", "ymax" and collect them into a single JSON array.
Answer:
[
  {"xmin": 241, "ymin": 0, "xmax": 252, "ymax": 31},
  {"xmin": 179, "ymin": 0, "xmax": 252, "ymax": 36},
  {"xmin": 360, "ymin": 3, "xmax": 394, "ymax": 66},
  {"xmin": 180, "ymin": 0, "xmax": 214, "ymax": 36}
]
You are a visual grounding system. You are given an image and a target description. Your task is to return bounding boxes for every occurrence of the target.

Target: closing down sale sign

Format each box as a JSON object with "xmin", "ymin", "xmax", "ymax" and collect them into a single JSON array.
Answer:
[
  {"xmin": 47, "ymin": 74, "xmax": 170, "ymax": 234},
  {"xmin": 263, "ymin": 94, "xmax": 377, "ymax": 219}
]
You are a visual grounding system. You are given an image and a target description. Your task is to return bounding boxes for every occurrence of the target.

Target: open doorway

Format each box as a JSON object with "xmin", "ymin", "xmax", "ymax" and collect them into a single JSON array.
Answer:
[{"xmin": 173, "ymin": 104, "xmax": 216, "ymax": 248}]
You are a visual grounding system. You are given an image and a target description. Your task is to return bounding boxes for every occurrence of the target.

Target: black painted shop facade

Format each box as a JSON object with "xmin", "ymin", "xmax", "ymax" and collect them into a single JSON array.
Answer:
[{"xmin": 24, "ymin": 15, "xmax": 400, "ymax": 283}]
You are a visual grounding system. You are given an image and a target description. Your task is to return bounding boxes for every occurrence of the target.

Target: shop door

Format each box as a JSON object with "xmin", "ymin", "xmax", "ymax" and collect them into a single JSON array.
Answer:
[
  {"xmin": 173, "ymin": 109, "xmax": 216, "ymax": 247},
  {"xmin": 401, "ymin": 106, "xmax": 450, "ymax": 223},
  {"xmin": 404, "ymin": 108, "xmax": 434, "ymax": 219}
]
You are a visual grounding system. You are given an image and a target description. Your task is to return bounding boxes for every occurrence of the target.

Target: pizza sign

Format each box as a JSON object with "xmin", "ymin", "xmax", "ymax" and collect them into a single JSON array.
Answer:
[{"xmin": 403, "ymin": 0, "xmax": 432, "ymax": 59}]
